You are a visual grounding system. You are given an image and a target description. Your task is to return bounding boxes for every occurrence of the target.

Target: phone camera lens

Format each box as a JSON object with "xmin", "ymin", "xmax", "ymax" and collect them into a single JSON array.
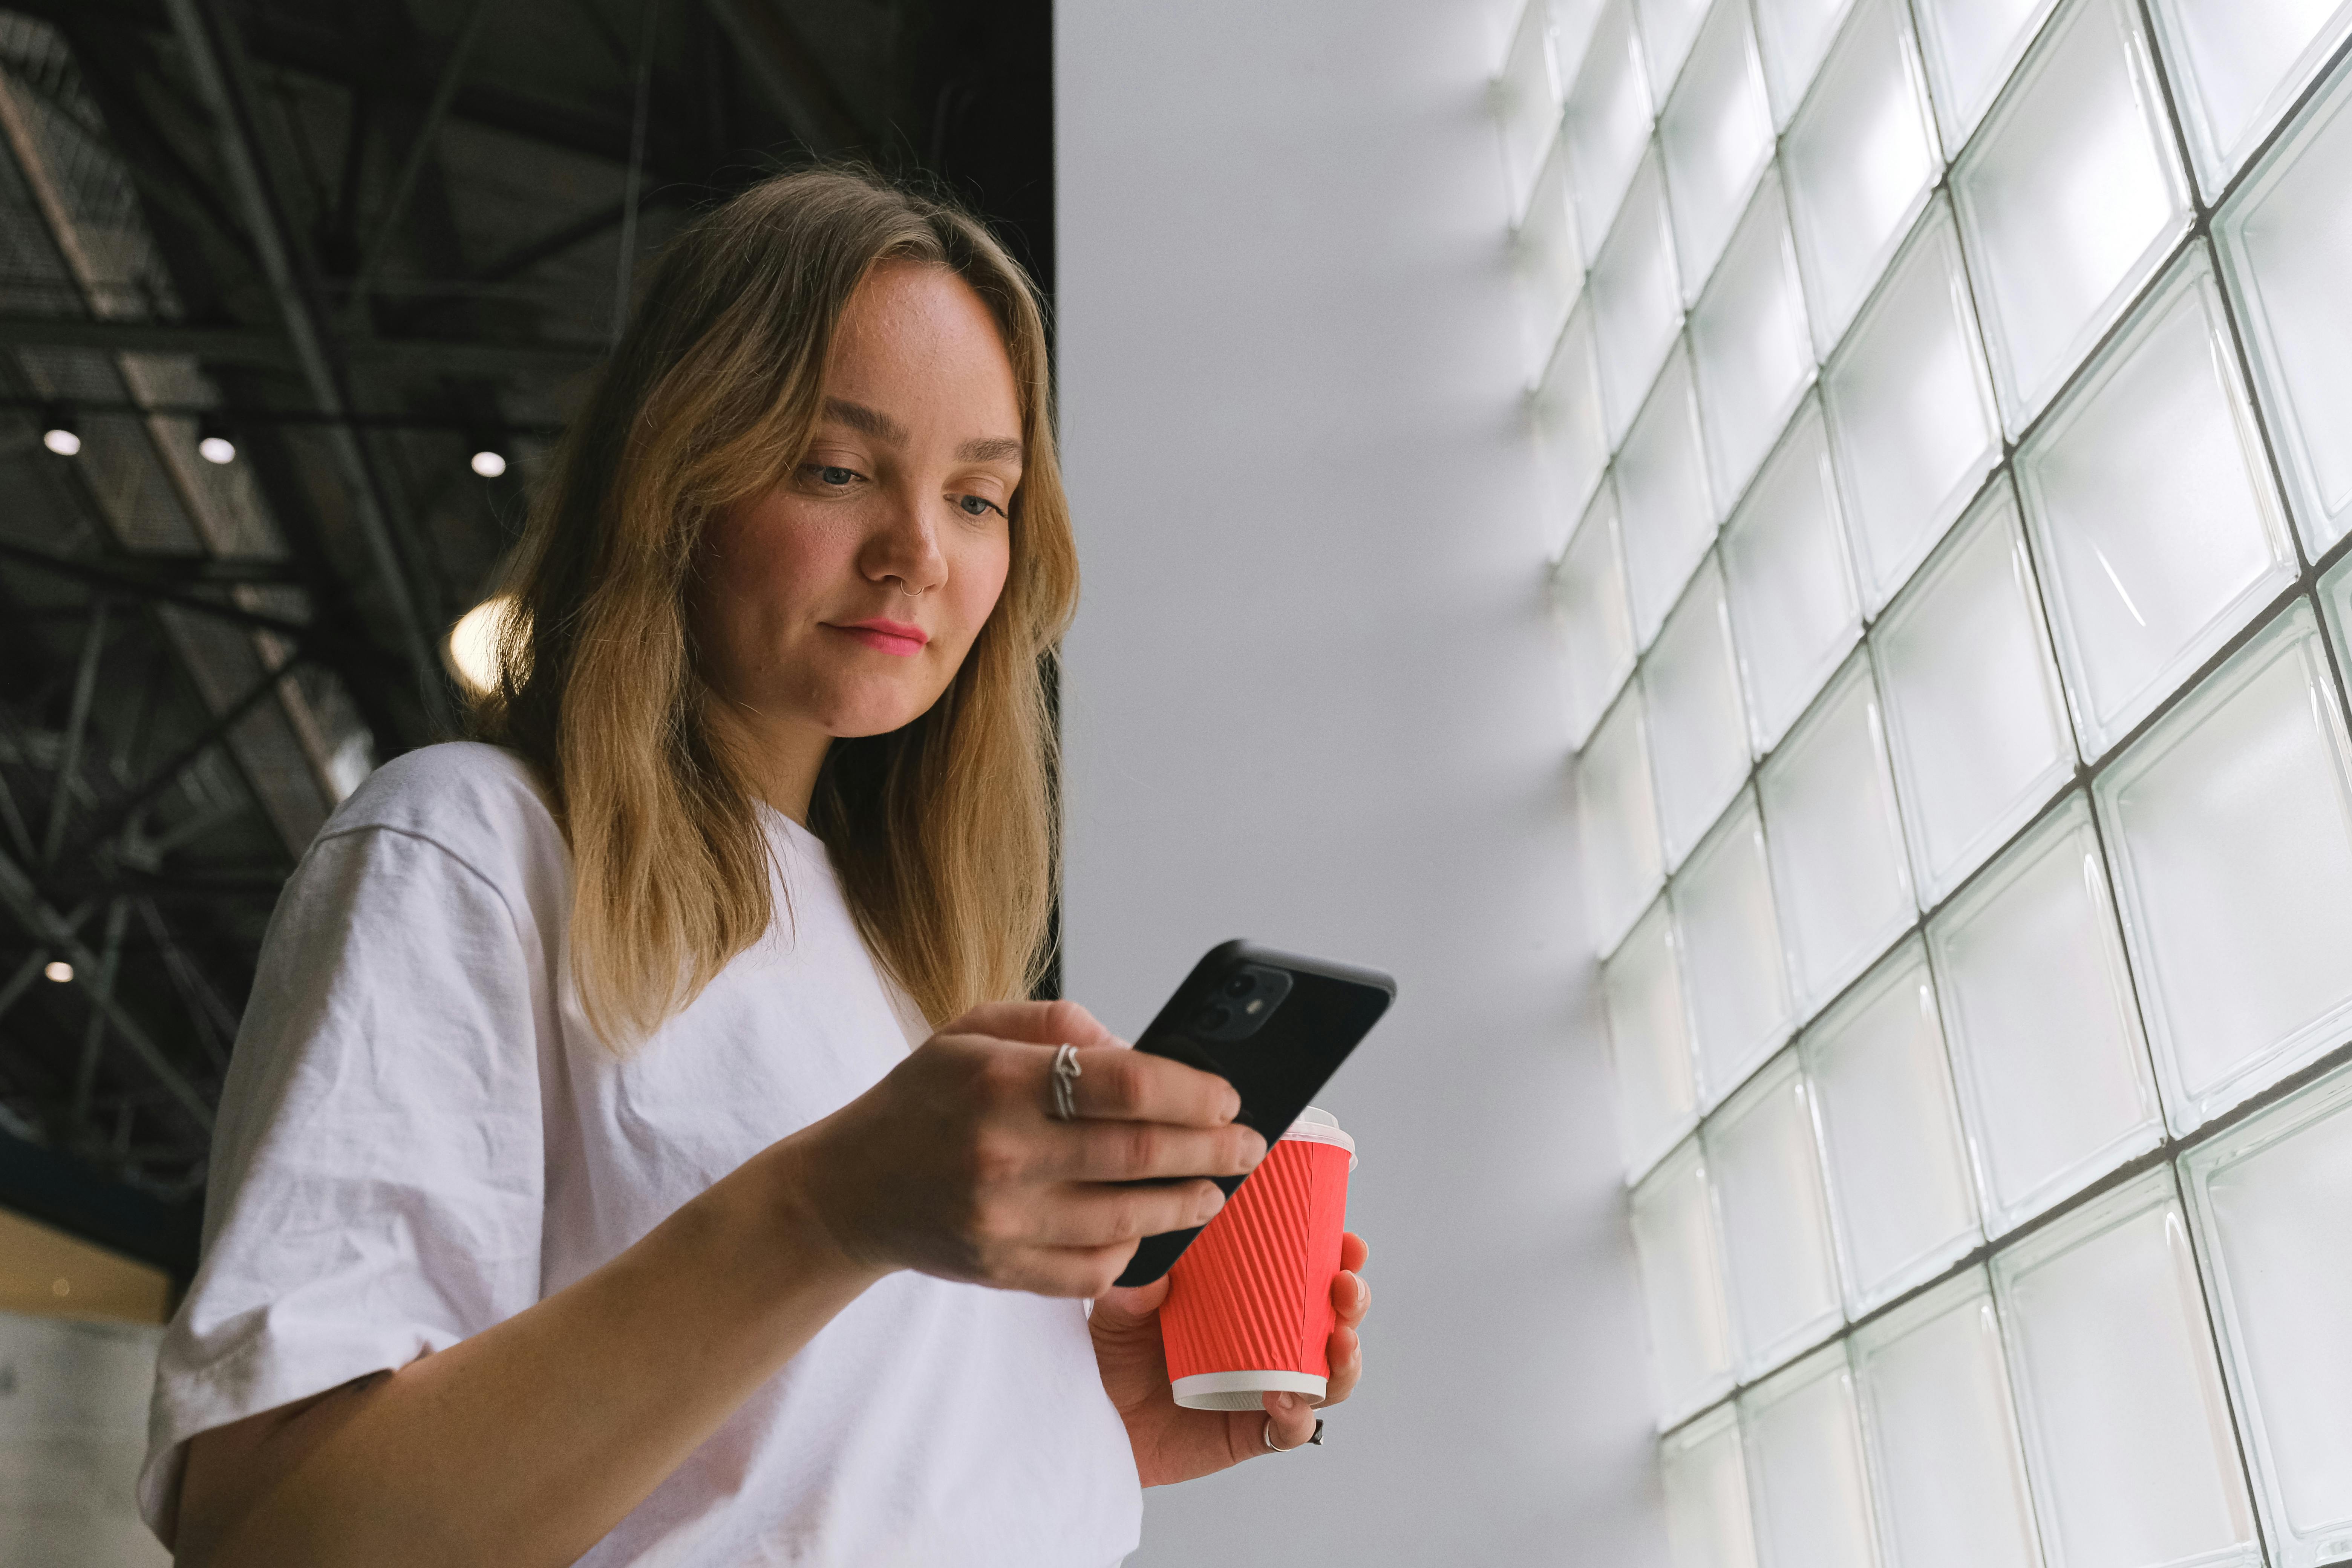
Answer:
[
  {"xmin": 1199, "ymin": 1006, "xmax": 1233, "ymax": 1033},
  {"xmin": 1223, "ymin": 974, "xmax": 1255, "ymax": 998}
]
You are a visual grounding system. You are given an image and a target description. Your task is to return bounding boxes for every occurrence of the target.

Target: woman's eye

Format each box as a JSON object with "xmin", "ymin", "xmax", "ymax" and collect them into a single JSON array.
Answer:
[
  {"xmin": 816, "ymin": 466, "xmax": 859, "ymax": 487},
  {"xmin": 956, "ymin": 494, "xmax": 1003, "ymax": 519}
]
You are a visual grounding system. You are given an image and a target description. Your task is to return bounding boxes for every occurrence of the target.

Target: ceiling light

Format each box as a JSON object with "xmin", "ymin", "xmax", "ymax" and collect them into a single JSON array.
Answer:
[
  {"xmin": 43, "ymin": 960, "xmax": 72, "ymax": 983},
  {"xmin": 470, "ymin": 446, "xmax": 508, "ymax": 479},
  {"xmin": 445, "ymin": 594, "xmax": 518, "ymax": 695},
  {"xmin": 196, "ymin": 413, "xmax": 236, "ymax": 464},
  {"xmin": 40, "ymin": 406, "xmax": 79, "ymax": 456}
]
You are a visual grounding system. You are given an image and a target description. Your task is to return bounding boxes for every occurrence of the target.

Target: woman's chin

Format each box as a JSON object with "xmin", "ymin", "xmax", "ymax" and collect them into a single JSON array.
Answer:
[{"xmin": 815, "ymin": 688, "xmax": 943, "ymax": 740}]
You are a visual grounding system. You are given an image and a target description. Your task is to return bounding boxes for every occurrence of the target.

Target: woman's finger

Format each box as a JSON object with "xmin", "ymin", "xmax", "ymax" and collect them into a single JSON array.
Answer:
[
  {"xmin": 1260, "ymin": 1390, "xmax": 1319, "ymax": 1452},
  {"xmin": 1058, "ymin": 1044, "xmax": 1241, "ymax": 1127},
  {"xmin": 1331, "ymin": 1269, "xmax": 1369, "ymax": 1328},
  {"xmin": 1340, "ymin": 1231, "xmax": 1369, "ymax": 1273},
  {"xmin": 1091, "ymin": 1275, "xmax": 1171, "ymax": 1323},
  {"xmin": 1049, "ymin": 1118, "xmax": 1264, "ymax": 1182},
  {"xmin": 995, "ymin": 1242, "xmax": 1141, "ymax": 1300},
  {"xmin": 1023, "ymin": 1179, "xmax": 1228, "ymax": 1246},
  {"xmin": 1317, "ymin": 1271, "xmax": 1368, "ymax": 1408},
  {"xmin": 1318, "ymin": 1325, "xmax": 1362, "ymax": 1406}
]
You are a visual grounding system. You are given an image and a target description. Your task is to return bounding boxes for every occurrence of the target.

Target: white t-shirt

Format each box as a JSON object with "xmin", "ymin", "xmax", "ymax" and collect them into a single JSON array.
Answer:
[{"xmin": 140, "ymin": 742, "xmax": 1142, "ymax": 1566}]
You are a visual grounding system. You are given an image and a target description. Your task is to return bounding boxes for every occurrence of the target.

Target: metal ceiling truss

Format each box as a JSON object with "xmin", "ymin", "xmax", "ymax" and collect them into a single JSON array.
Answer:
[{"xmin": 0, "ymin": 0, "xmax": 1052, "ymax": 1272}]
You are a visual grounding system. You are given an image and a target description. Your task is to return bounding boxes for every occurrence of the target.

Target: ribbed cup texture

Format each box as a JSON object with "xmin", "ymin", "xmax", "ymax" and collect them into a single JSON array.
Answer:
[{"xmin": 1161, "ymin": 1138, "xmax": 1351, "ymax": 1380}]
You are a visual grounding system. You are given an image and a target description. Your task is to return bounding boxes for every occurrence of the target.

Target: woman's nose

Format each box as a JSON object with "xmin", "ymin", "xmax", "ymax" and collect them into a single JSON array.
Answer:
[{"xmin": 865, "ymin": 492, "xmax": 949, "ymax": 596}]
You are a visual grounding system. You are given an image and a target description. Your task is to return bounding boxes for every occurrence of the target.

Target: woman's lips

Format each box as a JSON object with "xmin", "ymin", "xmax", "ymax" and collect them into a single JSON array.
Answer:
[{"xmin": 831, "ymin": 619, "xmax": 928, "ymax": 657}]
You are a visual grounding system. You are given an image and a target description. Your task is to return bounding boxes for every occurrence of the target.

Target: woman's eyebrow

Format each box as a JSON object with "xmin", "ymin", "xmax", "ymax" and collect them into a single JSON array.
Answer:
[
  {"xmin": 822, "ymin": 400, "xmax": 1019, "ymax": 466},
  {"xmin": 822, "ymin": 397, "xmax": 909, "ymax": 446}
]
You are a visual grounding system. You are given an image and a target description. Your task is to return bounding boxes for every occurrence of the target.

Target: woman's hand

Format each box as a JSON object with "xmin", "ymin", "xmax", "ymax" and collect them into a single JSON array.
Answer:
[
  {"xmin": 1090, "ymin": 1231, "xmax": 1372, "ymax": 1486},
  {"xmin": 781, "ymin": 999, "xmax": 1268, "ymax": 1297}
]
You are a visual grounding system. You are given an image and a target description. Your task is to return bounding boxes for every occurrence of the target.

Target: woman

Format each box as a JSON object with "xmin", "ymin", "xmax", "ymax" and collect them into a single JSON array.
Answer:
[{"xmin": 139, "ymin": 169, "xmax": 1371, "ymax": 1567}]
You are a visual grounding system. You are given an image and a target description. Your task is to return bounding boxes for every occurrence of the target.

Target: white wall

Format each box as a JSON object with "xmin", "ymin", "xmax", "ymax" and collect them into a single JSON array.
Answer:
[{"xmin": 1055, "ymin": 3, "xmax": 1669, "ymax": 1561}]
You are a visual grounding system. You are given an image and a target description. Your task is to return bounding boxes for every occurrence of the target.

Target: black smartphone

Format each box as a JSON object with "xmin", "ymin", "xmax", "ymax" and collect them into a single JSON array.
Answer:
[{"xmin": 1112, "ymin": 939, "xmax": 1396, "ymax": 1288}]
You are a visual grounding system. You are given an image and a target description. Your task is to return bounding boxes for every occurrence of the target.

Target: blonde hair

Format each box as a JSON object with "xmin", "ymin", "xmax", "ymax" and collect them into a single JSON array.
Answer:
[{"xmin": 473, "ymin": 168, "xmax": 1074, "ymax": 1043}]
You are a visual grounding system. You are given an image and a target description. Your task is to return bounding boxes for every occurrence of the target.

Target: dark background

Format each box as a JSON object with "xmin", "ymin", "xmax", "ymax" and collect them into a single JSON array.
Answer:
[{"xmin": 0, "ymin": 0, "xmax": 1053, "ymax": 1280}]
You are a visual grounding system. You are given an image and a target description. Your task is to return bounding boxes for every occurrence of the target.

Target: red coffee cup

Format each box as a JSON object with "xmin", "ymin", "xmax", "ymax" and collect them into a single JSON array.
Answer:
[{"xmin": 1160, "ymin": 1107, "xmax": 1357, "ymax": 1409}]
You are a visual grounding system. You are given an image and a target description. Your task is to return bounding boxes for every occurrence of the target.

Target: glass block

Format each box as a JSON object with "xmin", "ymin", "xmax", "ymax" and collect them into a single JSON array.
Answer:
[
  {"xmin": 1705, "ymin": 1053, "xmax": 1844, "ymax": 1378},
  {"xmin": 1753, "ymin": 0, "xmax": 1858, "ymax": 128},
  {"xmin": 2215, "ymin": 53, "xmax": 2352, "ymax": 556},
  {"xmin": 1992, "ymin": 1170, "xmax": 2260, "ymax": 1568},
  {"xmin": 1951, "ymin": 0, "xmax": 2193, "ymax": 431},
  {"xmin": 1782, "ymin": 0, "xmax": 1942, "ymax": 355},
  {"xmin": 1638, "ymin": 0, "xmax": 1715, "ymax": 99},
  {"xmin": 1661, "ymin": 1408, "xmax": 1762, "ymax": 1568},
  {"xmin": 1593, "ymin": 154, "xmax": 1686, "ymax": 447},
  {"xmin": 1851, "ymin": 1271, "xmax": 2044, "ymax": 1568},
  {"xmin": 1911, "ymin": 0, "xmax": 2060, "ymax": 147},
  {"xmin": 2326, "ymin": 554, "xmax": 2352, "ymax": 695},
  {"xmin": 1630, "ymin": 1137, "xmax": 1736, "ymax": 1423},
  {"xmin": 1720, "ymin": 400, "xmax": 1860, "ymax": 752},
  {"xmin": 1645, "ymin": 560, "xmax": 1752, "ymax": 868},
  {"xmin": 2147, "ymin": 0, "xmax": 2352, "ymax": 198},
  {"xmin": 1566, "ymin": 0, "xmax": 1658, "ymax": 260},
  {"xmin": 2095, "ymin": 601, "xmax": 2352, "ymax": 1135},
  {"xmin": 2180, "ymin": 1063, "xmax": 2352, "ymax": 1567},
  {"xmin": 1872, "ymin": 483, "xmax": 2076, "ymax": 903},
  {"xmin": 1821, "ymin": 202, "xmax": 2001, "ymax": 612},
  {"xmin": 1535, "ymin": 300, "xmax": 1611, "ymax": 556},
  {"xmin": 1514, "ymin": 138, "xmax": 1583, "ymax": 376},
  {"xmin": 1552, "ymin": 0, "xmax": 1611, "ymax": 84},
  {"xmin": 1801, "ymin": 940, "xmax": 1980, "ymax": 1315},
  {"xmin": 1672, "ymin": 792, "xmax": 1794, "ymax": 1107},
  {"xmin": 1617, "ymin": 345, "xmax": 1717, "ymax": 647},
  {"xmin": 1690, "ymin": 174, "xmax": 1815, "ymax": 504},
  {"xmin": 1605, "ymin": 899, "xmax": 1700, "ymax": 1176},
  {"xmin": 2018, "ymin": 252, "xmax": 2298, "ymax": 758},
  {"xmin": 1741, "ymin": 1347, "xmax": 1880, "ymax": 1568},
  {"xmin": 1927, "ymin": 794, "xmax": 2162, "ymax": 1234},
  {"xmin": 1758, "ymin": 654, "xmax": 1914, "ymax": 1012},
  {"xmin": 1552, "ymin": 482, "xmax": 1637, "ymax": 746},
  {"xmin": 1580, "ymin": 681, "xmax": 1666, "ymax": 952},
  {"xmin": 1661, "ymin": 0, "xmax": 1775, "ymax": 299},
  {"xmin": 1498, "ymin": 0, "xmax": 1565, "ymax": 216}
]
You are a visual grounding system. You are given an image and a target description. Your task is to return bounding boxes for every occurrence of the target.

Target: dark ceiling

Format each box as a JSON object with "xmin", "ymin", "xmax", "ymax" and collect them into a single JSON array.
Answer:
[{"xmin": 0, "ymin": 0, "xmax": 1052, "ymax": 1276}]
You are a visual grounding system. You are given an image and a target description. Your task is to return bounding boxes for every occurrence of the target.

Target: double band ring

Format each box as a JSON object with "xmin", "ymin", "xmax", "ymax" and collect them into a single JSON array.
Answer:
[
  {"xmin": 1264, "ymin": 1417, "xmax": 1325, "ymax": 1453},
  {"xmin": 1047, "ymin": 1043, "xmax": 1083, "ymax": 1122}
]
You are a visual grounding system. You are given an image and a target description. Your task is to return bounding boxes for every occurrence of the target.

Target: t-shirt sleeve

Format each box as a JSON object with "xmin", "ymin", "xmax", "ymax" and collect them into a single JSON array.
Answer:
[{"xmin": 138, "ymin": 823, "xmax": 550, "ymax": 1539}]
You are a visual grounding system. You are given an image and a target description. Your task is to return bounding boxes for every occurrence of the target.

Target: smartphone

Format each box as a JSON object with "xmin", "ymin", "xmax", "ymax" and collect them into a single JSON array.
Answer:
[{"xmin": 1113, "ymin": 939, "xmax": 1396, "ymax": 1288}]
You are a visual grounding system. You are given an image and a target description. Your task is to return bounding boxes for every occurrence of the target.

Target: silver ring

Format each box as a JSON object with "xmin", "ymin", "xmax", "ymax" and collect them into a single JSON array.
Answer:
[
  {"xmin": 1264, "ymin": 1417, "xmax": 1325, "ymax": 1453},
  {"xmin": 1048, "ymin": 1043, "xmax": 1082, "ymax": 1122}
]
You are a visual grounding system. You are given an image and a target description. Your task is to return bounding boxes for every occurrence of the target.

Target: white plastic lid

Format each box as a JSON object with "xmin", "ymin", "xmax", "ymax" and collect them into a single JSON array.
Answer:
[{"xmin": 1280, "ymin": 1106, "xmax": 1357, "ymax": 1167}]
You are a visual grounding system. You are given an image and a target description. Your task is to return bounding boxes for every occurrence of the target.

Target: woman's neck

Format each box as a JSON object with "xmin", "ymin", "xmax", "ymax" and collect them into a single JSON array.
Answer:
[{"xmin": 708, "ymin": 702, "xmax": 832, "ymax": 826}]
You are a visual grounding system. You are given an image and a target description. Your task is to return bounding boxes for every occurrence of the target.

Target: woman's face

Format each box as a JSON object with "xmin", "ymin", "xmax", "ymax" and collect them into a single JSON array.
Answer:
[{"xmin": 696, "ymin": 261, "xmax": 1022, "ymax": 746}]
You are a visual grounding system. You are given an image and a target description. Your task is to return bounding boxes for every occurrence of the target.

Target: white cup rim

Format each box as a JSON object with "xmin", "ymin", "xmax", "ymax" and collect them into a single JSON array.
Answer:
[{"xmin": 1281, "ymin": 1106, "xmax": 1357, "ymax": 1167}]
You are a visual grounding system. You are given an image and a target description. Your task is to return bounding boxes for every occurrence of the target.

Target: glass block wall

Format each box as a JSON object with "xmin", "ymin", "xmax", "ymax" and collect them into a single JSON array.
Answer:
[{"xmin": 1495, "ymin": 1, "xmax": 2352, "ymax": 1564}]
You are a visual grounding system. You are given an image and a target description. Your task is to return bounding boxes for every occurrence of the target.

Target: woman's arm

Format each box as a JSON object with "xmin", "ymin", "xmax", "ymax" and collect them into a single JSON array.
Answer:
[
  {"xmin": 176, "ymin": 1000, "xmax": 1262, "ymax": 1568},
  {"xmin": 176, "ymin": 1139, "xmax": 873, "ymax": 1568}
]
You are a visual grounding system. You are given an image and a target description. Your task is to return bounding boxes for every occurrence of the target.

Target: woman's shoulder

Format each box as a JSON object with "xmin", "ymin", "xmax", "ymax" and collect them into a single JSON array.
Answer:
[{"xmin": 317, "ymin": 742, "xmax": 565, "ymax": 893}]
